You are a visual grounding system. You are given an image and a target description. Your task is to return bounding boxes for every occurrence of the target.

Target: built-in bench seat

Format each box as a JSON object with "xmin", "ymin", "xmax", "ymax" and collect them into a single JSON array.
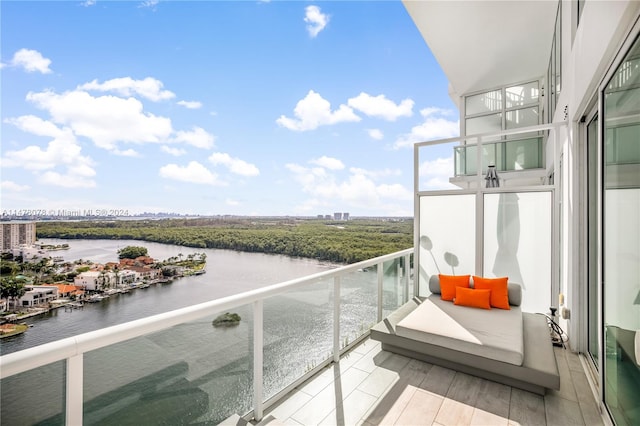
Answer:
[{"xmin": 370, "ymin": 277, "xmax": 560, "ymax": 395}]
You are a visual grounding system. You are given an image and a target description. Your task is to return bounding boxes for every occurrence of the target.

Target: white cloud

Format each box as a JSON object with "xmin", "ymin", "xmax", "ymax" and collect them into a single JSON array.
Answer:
[
  {"xmin": 81, "ymin": 0, "xmax": 96, "ymax": 6},
  {"xmin": 367, "ymin": 128, "xmax": 384, "ymax": 140},
  {"xmin": 4, "ymin": 115, "xmax": 64, "ymax": 138},
  {"xmin": 79, "ymin": 77, "xmax": 175, "ymax": 101},
  {"xmin": 112, "ymin": 148, "xmax": 140, "ymax": 157},
  {"xmin": 304, "ymin": 5, "xmax": 329, "ymax": 38},
  {"xmin": 209, "ymin": 152, "xmax": 260, "ymax": 177},
  {"xmin": 393, "ymin": 108, "xmax": 459, "ymax": 149},
  {"xmin": 226, "ymin": 199, "xmax": 240, "ymax": 206},
  {"xmin": 139, "ymin": 0, "xmax": 159, "ymax": 8},
  {"xmin": 171, "ymin": 127, "xmax": 215, "ymax": 149},
  {"xmin": 287, "ymin": 162, "xmax": 412, "ymax": 212},
  {"xmin": 159, "ymin": 161, "xmax": 224, "ymax": 185},
  {"xmin": 26, "ymin": 89, "xmax": 173, "ymax": 150},
  {"xmin": 347, "ymin": 93, "xmax": 414, "ymax": 121},
  {"xmin": 310, "ymin": 156, "xmax": 344, "ymax": 170},
  {"xmin": 10, "ymin": 49, "xmax": 52, "ymax": 74},
  {"xmin": 2, "ymin": 120, "xmax": 97, "ymax": 188},
  {"xmin": 1, "ymin": 181, "xmax": 30, "ymax": 192},
  {"xmin": 161, "ymin": 145, "xmax": 186, "ymax": 156},
  {"xmin": 40, "ymin": 171, "xmax": 96, "ymax": 188},
  {"xmin": 349, "ymin": 167, "xmax": 401, "ymax": 179},
  {"xmin": 177, "ymin": 100, "xmax": 202, "ymax": 109},
  {"xmin": 419, "ymin": 156, "xmax": 458, "ymax": 190},
  {"xmin": 276, "ymin": 90, "xmax": 360, "ymax": 131}
]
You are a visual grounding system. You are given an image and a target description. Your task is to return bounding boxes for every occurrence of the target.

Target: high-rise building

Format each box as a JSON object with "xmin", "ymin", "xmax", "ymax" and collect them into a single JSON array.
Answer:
[
  {"xmin": 1, "ymin": 221, "xmax": 36, "ymax": 251},
  {"xmin": 342, "ymin": 212, "xmax": 349, "ymax": 221},
  {"xmin": 333, "ymin": 212, "xmax": 342, "ymax": 221}
]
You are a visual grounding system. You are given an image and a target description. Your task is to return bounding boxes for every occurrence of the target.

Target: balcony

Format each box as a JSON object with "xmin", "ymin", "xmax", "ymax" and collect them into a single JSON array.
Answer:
[
  {"xmin": 0, "ymin": 250, "xmax": 414, "ymax": 425},
  {"xmin": 0, "ymin": 247, "xmax": 603, "ymax": 426}
]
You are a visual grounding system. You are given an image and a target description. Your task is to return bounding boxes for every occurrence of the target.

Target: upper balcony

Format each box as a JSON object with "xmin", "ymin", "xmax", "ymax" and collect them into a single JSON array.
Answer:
[{"xmin": 452, "ymin": 134, "xmax": 545, "ymax": 186}]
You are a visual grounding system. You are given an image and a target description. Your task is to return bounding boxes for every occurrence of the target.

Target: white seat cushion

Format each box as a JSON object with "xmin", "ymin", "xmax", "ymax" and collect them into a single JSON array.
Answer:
[{"xmin": 395, "ymin": 295, "xmax": 524, "ymax": 365}]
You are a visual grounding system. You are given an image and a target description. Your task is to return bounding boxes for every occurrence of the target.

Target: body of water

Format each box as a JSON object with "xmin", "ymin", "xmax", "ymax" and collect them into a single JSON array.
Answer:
[
  {"xmin": 1, "ymin": 238, "xmax": 337, "ymax": 355},
  {"xmin": 1, "ymin": 239, "xmax": 385, "ymax": 425}
]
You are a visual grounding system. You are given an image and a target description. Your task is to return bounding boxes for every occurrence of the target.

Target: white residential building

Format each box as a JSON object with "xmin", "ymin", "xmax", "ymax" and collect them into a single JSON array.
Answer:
[
  {"xmin": 74, "ymin": 271, "xmax": 117, "ymax": 291},
  {"xmin": 17, "ymin": 286, "xmax": 58, "ymax": 308}
]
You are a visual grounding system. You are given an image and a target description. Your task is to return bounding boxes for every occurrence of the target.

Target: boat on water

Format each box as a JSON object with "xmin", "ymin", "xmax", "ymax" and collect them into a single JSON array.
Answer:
[{"xmin": 86, "ymin": 294, "xmax": 106, "ymax": 303}]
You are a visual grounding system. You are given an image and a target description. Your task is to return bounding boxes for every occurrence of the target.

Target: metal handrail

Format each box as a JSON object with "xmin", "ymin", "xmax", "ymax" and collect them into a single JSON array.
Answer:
[
  {"xmin": 0, "ymin": 248, "xmax": 413, "ymax": 424},
  {"xmin": 0, "ymin": 247, "xmax": 412, "ymax": 378}
]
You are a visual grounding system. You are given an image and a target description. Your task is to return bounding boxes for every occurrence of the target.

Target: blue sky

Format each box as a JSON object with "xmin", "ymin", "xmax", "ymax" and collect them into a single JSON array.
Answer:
[{"xmin": 1, "ymin": 0, "xmax": 459, "ymax": 217}]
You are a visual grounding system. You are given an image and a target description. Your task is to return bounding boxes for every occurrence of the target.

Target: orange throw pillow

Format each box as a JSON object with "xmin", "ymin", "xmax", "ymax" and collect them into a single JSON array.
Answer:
[
  {"xmin": 473, "ymin": 276, "xmax": 510, "ymax": 310},
  {"xmin": 439, "ymin": 274, "xmax": 470, "ymax": 301},
  {"xmin": 454, "ymin": 287, "xmax": 491, "ymax": 309}
]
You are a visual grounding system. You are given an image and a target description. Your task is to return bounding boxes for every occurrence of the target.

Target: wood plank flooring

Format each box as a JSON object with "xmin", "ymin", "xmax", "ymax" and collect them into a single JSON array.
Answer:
[{"xmin": 260, "ymin": 339, "xmax": 605, "ymax": 426}]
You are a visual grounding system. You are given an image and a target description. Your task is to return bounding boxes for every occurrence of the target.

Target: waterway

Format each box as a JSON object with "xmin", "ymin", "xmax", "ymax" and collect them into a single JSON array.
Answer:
[
  {"xmin": 1, "ymin": 238, "xmax": 338, "ymax": 356},
  {"xmin": 1, "ymin": 239, "xmax": 389, "ymax": 425}
]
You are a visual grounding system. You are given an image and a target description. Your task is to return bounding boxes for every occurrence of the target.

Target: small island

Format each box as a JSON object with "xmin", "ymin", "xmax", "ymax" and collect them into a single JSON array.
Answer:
[
  {"xmin": 0, "ymin": 323, "xmax": 29, "ymax": 338},
  {"xmin": 212, "ymin": 312, "xmax": 241, "ymax": 327}
]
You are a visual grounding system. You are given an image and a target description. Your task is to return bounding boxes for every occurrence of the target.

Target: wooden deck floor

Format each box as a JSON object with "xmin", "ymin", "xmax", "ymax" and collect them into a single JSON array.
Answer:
[{"xmin": 258, "ymin": 338, "xmax": 605, "ymax": 426}]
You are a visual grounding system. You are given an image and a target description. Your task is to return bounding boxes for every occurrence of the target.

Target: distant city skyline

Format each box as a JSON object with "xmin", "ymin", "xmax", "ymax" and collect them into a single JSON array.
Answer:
[{"xmin": 1, "ymin": 1, "xmax": 459, "ymax": 217}]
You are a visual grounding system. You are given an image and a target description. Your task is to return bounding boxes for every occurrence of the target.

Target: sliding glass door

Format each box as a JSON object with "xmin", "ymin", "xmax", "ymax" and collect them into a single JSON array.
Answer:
[
  {"xmin": 586, "ymin": 113, "xmax": 599, "ymax": 371},
  {"xmin": 602, "ymin": 33, "xmax": 640, "ymax": 426}
]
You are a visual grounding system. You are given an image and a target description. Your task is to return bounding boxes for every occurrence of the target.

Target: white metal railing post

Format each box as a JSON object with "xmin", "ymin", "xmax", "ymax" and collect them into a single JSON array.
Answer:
[
  {"xmin": 475, "ymin": 135, "xmax": 485, "ymax": 276},
  {"xmin": 377, "ymin": 262, "xmax": 383, "ymax": 321},
  {"xmin": 66, "ymin": 354, "xmax": 83, "ymax": 426},
  {"xmin": 396, "ymin": 261, "xmax": 401, "ymax": 307},
  {"xmin": 333, "ymin": 276, "xmax": 341, "ymax": 362},
  {"xmin": 403, "ymin": 254, "xmax": 410, "ymax": 302},
  {"xmin": 253, "ymin": 300, "xmax": 264, "ymax": 422}
]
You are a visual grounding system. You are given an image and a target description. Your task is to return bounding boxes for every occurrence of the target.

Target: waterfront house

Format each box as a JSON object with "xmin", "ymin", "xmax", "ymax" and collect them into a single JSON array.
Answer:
[
  {"xmin": 0, "ymin": 2, "xmax": 638, "ymax": 425},
  {"xmin": 43, "ymin": 284, "xmax": 84, "ymax": 299},
  {"xmin": 74, "ymin": 270, "xmax": 117, "ymax": 291},
  {"xmin": 16, "ymin": 286, "xmax": 58, "ymax": 309},
  {"xmin": 122, "ymin": 265, "xmax": 162, "ymax": 282}
]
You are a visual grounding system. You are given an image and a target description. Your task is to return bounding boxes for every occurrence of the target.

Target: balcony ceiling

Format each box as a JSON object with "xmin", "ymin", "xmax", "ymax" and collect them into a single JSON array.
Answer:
[{"xmin": 403, "ymin": 1, "xmax": 558, "ymax": 103}]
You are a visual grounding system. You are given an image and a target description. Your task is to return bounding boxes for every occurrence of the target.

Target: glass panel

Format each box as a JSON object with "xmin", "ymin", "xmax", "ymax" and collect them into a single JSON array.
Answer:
[
  {"xmin": 483, "ymin": 191, "xmax": 552, "ymax": 313},
  {"xmin": 464, "ymin": 143, "xmax": 496, "ymax": 175},
  {"xmin": 465, "ymin": 90, "xmax": 502, "ymax": 116},
  {"xmin": 340, "ymin": 267, "xmax": 377, "ymax": 348},
  {"xmin": 505, "ymin": 81, "xmax": 539, "ymax": 108},
  {"xmin": 1, "ymin": 360, "xmax": 65, "ymax": 425},
  {"xmin": 504, "ymin": 137, "xmax": 543, "ymax": 171},
  {"xmin": 603, "ymin": 34, "xmax": 640, "ymax": 426},
  {"xmin": 382, "ymin": 257, "xmax": 405, "ymax": 317},
  {"xmin": 605, "ymin": 122, "xmax": 640, "ymax": 166},
  {"xmin": 465, "ymin": 113, "xmax": 502, "ymax": 139},
  {"xmin": 83, "ymin": 305, "xmax": 253, "ymax": 425},
  {"xmin": 505, "ymin": 107, "xmax": 539, "ymax": 130},
  {"xmin": 263, "ymin": 281, "xmax": 332, "ymax": 401},
  {"xmin": 419, "ymin": 194, "xmax": 476, "ymax": 296},
  {"xmin": 587, "ymin": 115, "xmax": 599, "ymax": 369}
]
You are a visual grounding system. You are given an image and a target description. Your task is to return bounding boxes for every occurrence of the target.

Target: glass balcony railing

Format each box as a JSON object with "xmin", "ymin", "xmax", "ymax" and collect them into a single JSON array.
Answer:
[
  {"xmin": 0, "ymin": 248, "xmax": 413, "ymax": 425},
  {"xmin": 454, "ymin": 135, "xmax": 544, "ymax": 176}
]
